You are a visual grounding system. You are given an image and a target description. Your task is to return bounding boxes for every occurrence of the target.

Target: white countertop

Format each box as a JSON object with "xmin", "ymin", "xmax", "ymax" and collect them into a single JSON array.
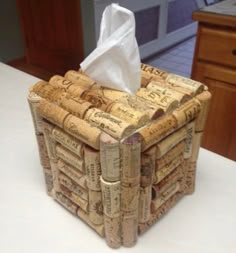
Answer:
[{"xmin": 0, "ymin": 63, "xmax": 235, "ymax": 253}]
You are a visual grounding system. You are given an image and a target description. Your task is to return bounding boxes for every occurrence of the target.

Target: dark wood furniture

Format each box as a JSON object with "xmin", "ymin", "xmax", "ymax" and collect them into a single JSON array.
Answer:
[
  {"xmin": 192, "ymin": 2, "xmax": 236, "ymax": 161},
  {"xmin": 16, "ymin": 0, "xmax": 84, "ymax": 76}
]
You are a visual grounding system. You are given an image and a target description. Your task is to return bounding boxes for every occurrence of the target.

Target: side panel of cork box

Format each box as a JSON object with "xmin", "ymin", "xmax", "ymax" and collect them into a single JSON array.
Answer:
[
  {"xmin": 137, "ymin": 64, "xmax": 211, "ymax": 234},
  {"xmin": 28, "ymin": 87, "xmax": 106, "ymax": 237}
]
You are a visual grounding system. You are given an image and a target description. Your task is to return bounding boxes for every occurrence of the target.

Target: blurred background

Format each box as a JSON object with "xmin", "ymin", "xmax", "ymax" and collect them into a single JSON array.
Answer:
[
  {"xmin": 2, "ymin": 0, "xmax": 234, "ymax": 161},
  {"xmin": 0, "ymin": 0, "xmax": 223, "ymax": 79}
]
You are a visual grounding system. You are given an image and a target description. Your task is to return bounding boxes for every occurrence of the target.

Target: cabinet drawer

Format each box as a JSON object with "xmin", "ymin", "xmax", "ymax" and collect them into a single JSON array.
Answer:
[{"xmin": 198, "ymin": 27, "xmax": 236, "ymax": 68}]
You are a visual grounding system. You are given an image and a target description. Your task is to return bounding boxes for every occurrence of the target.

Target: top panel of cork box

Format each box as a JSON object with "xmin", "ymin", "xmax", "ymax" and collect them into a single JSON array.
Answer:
[{"xmin": 30, "ymin": 63, "xmax": 209, "ymax": 151}]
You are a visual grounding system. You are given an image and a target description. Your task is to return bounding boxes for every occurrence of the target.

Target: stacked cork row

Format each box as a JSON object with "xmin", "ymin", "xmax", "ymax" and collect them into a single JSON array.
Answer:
[{"xmin": 28, "ymin": 63, "xmax": 211, "ymax": 248}]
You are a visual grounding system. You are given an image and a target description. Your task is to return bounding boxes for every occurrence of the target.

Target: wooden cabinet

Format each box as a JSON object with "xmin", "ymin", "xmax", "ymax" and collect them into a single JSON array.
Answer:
[
  {"xmin": 192, "ymin": 3, "xmax": 236, "ymax": 161},
  {"xmin": 16, "ymin": 0, "xmax": 84, "ymax": 75}
]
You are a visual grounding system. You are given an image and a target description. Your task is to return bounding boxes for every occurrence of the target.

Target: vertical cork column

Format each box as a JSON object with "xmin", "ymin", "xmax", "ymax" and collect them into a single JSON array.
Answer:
[
  {"xmin": 183, "ymin": 130, "xmax": 202, "ymax": 195},
  {"xmin": 28, "ymin": 92, "xmax": 53, "ymax": 193},
  {"xmin": 184, "ymin": 91, "xmax": 211, "ymax": 195},
  {"xmin": 100, "ymin": 133, "xmax": 121, "ymax": 248},
  {"xmin": 120, "ymin": 133, "xmax": 141, "ymax": 247},
  {"xmin": 84, "ymin": 146, "xmax": 103, "ymax": 225},
  {"xmin": 139, "ymin": 146, "xmax": 156, "ymax": 223},
  {"xmin": 41, "ymin": 120, "xmax": 57, "ymax": 196}
]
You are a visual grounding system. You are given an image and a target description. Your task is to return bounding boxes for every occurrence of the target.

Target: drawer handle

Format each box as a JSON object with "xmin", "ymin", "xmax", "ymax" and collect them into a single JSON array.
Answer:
[{"xmin": 232, "ymin": 49, "xmax": 236, "ymax": 56}]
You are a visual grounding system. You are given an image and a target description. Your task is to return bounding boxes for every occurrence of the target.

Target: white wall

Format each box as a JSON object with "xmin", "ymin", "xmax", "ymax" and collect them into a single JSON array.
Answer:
[{"xmin": 0, "ymin": 0, "xmax": 24, "ymax": 62}]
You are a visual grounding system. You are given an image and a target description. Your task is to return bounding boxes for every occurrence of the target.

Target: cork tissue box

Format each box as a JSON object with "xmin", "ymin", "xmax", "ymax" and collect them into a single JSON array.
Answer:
[{"xmin": 28, "ymin": 63, "xmax": 211, "ymax": 248}]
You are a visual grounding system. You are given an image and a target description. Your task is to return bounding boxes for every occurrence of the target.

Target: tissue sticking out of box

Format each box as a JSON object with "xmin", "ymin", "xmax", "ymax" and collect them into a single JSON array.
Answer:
[{"xmin": 80, "ymin": 4, "xmax": 141, "ymax": 95}]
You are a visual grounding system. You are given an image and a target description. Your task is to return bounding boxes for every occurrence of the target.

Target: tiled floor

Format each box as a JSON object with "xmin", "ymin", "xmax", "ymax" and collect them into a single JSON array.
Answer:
[{"xmin": 146, "ymin": 37, "xmax": 196, "ymax": 78}]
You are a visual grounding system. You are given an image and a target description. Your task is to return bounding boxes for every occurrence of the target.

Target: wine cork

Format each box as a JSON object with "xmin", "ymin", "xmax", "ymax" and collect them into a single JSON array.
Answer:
[
  {"xmin": 56, "ymin": 144, "xmax": 84, "ymax": 173},
  {"xmin": 59, "ymin": 96, "xmax": 94, "ymax": 119},
  {"xmin": 88, "ymin": 190, "xmax": 104, "ymax": 225},
  {"xmin": 121, "ymin": 210, "xmax": 138, "ymax": 247},
  {"xmin": 32, "ymin": 80, "xmax": 47, "ymax": 90},
  {"xmin": 120, "ymin": 133, "xmax": 141, "ymax": 184},
  {"xmin": 54, "ymin": 192, "xmax": 78, "ymax": 215},
  {"xmin": 32, "ymin": 81, "xmax": 93, "ymax": 118},
  {"xmin": 141, "ymin": 65, "xmax": 195, "ymax": 96},
  {"xmin": 84, "ymin": 107, "xmax": 135, "ymax": 140},
  {"xmin": 57, "ymin": 159, "xmax": 87, "ymax": 190},
  {"xmin": 99, "ymin": 88, "xmax": 126, "ymax": 101},
  {"xmin": 141, "ymin": 63, "xmax": 168, "ymax": 79},
  {"xmin": 32, "ymin": 80, "xmax": 61, "ymax": 102},
  {"xmin": 84, "ymin": 86, "xmax": 162, "ymax": 121},
  {"xmin": 190, "ymin": 132, "xmax": 202, "ymax": 162},
  {"xmin": 136, "ymin": 88, "xmax": 179, "ymax": 113},
  {"xmin": 66, "ymin": 83, "xmax": 88, "ymax": 98},
  {"xmin": 152, "ymin": 165, "xmax": 183, "ymax": 199},
  {"xmin": 84, "ymin": 145, "xmax": 101, "ymax": 191},
  {"xmin": 100, "ymin": 178, "xmax": 120, "ymax": 218},
  {"xmin": 28, "ymin": 92, "xmax": 43, "ymax": 133},
  {"xmin": 108, "ymin": 102, "xmax": 149, "ymax": 128},
  {"xmin": 42, "ymin": 120, "xmax": 57, "ymax": 160},
  {"xmin": 77, "ymin": 208, "xmax": 105, "ymax": 237},
  {"xmin": 100, "ymin": 133, "xmax": 120, "ymax": 182},
  {"xmin": 184, "ymin": 161, "xmax": 197, "ymax": 195},
  {"xmin": 43, "ymin": 168, "xmax": 53, "ymax": 196},
  {"xmin": 38, "ymin": 99, "xmax": 70, "ymax": 128},
  {"xmin": 117, "ymin": 95, "xmax": 164, "ymax": 120},
  {"xmin": 141, "ymin": 64, "xmax": 204, "ymax": 95},
  {"xmin": 65, "ymin": 70, "xmax": 100, "ymax": 89},
  {"xmin": 181, "ymin": 158, "xmax": 188, "ymax": 190},
  {"xmin": 58, "ymin": 172, "xmax": 88, "ymax": 201},
  {"xmin": 195, "ymin": 91, "xmax": 211, "ymax": 132},
  {"xmin": 139, "ymin": 185, "xmax": 152, "ymax": 223},
  {"xmin": 52, "ymin": 126, "xmax": 84, "ymax": 157},
  {"xmin": 49, "ymin": 75, "xmax": 88, "ymax": 97},
  {"xmin": 104, "ymin": 215, "xmax": 121, "ymax": 248},
  {"xmin": 49, "ymin": 75, "xmax": 74, "ymax": 90},
  {"xmin": 50, "ymin": 158, "xmax": 60, "ymax": 192},
  {"xmin": 146, "ymin": 81, "xmax": 190, "ymax": 103},
  {"xmin": 138, "ymin": 191, "xmax": 183, "ymax": 234},
  {"xmin": 95, "ymin": 86, "xmax": 162, "ymax": 120},
  {"xmin": 139, "ymin": 114, "xmax": 178, "ymax": 151},
  {"xmin": 63, "ymin": 114, "xmax": 102, "ymax": 150},
  {"xmin": 172, "ymin": 98, "xmax": 201, "ymax": 127},
  {"xmin": 156, "ymin": 126, "xmax": 187, "ymax": 159},
  {"xmin": 156, "ymin": 141, "xmax": 185, "ymax": 169},
  {"xmin": 141, "ymin": 71, "xmax": 153, "ymax": 87},
  {"xmin": 81, "ymin": 90, "xmax": 114, "ymax": 111},
  {"xmin": 153, "ymin": 154, "xmax": 184, "ymax": 184},
  {"xmin": 166, "ymin": 74, "xmax": 204, "ymax": 95},
  {"xmin": 154, "ymin": 78, "xmax": 194, "ymax": 96},
  {"xmin": 159, "ymin": 78, "xmax": 194, "ymax": 95},
  {"xmin": 62, "ymin": 75, "xmax": 89, "ymax": 96},
  {"xmin": 140, "ymin": 146, "xmax": 156, "ymax": 187},
  {"xmin": 155, "ymin": 190, "xmax": 182, "ymax": 219},
  {"xmin": 36, "ymin": 134, "xmax": 50, "ymax": 169},
  {"xmin": 33, "ymin": 81, "xmax": 71, "ymax": 106},
  {"xmin": 121, "ymin": 183, "xmax": 140, "ymax": 212},
  {"xmin": 184, "ymin": 121, "xmax": 195, "ymax": 159},
  {"xmin": 151, "ymin": 181, "xmax": 180, "ymax": 212},
  {"xmin": 60, "ymin": 184, "xmax": 88, "ymax": 212}
]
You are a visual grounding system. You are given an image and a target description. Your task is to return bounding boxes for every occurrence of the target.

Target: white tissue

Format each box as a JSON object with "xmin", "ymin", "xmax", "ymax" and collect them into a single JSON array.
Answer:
[{"xmin": 80, "ymin": 3, "xmax": 141, "ymax": 94}]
